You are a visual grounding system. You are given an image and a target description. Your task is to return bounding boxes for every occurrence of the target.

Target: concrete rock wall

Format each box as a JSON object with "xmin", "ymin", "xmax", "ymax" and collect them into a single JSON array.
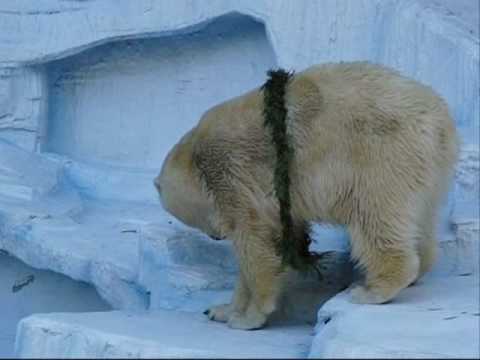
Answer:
[{"xmin": 0, "ymin": 0, "xmax": 478, "ymax": 292}]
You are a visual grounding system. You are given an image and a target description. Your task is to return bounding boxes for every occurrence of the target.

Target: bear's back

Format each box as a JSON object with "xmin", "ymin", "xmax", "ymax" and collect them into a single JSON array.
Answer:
[{"xmin": 297, "ymin": 62, "xmax": 457, "ymax": 167}]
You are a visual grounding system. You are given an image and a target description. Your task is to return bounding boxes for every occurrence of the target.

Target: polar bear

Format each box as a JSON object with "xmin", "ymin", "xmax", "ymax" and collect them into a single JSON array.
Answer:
[{"xmin": 154, "ymin": 62, "xmax": 459, "ymax": 330}]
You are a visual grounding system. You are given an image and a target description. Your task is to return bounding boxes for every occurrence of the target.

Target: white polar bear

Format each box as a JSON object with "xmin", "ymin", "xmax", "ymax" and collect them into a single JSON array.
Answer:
[{"xmin": 155, "ymin": 62, "xmax": 459, "ymax": 329}]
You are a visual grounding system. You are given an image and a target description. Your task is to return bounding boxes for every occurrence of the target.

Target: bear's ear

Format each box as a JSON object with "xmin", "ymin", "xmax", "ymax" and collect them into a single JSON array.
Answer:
[{"xmin": 285, "ymin": 75, "xmax": 322, "ymax": 123}]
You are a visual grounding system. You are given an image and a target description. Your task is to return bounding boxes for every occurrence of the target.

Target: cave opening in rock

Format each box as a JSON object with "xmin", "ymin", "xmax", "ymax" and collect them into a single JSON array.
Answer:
[{"xmin": 43, "ymin": 14, "xmax": 276, "ymax": 175}]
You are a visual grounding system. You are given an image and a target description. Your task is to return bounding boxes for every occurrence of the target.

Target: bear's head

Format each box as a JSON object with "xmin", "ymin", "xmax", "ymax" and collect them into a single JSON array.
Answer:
[{"xmin": 154, "ymin": 129, "xmax": 223, "ymax": 240}]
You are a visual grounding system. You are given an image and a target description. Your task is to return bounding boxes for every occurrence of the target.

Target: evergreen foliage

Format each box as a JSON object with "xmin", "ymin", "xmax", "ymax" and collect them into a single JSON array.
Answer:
[{"xmin": 262, "ymin": 69, "xmax": 320, "ymax": 272}]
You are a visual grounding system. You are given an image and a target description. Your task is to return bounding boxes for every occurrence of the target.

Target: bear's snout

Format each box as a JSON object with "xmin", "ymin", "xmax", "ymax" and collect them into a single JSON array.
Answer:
[{"xmin": 153, "ymin": 176, "xmax": 162, "ymax": 194}]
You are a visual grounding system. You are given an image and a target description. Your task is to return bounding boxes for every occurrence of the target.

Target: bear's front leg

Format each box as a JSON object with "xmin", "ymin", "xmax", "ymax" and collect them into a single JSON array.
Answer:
[
  {"xmin": 204, "ymin": 271, "xmax": 250, "ymax": 323},
  {"xmin": 225, "ymin": 230, "xmax": 286, "ymax": 330}
]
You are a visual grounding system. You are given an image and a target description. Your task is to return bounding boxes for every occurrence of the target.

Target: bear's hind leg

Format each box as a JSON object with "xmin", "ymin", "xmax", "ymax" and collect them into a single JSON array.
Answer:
[
  {"xmin": 348, "ymin": 216, "xmax": 420, "ymax": 304},
  {"xmin": 414, "ymin": 203, "xmax": 438, "ymax": 282},
  {"xmin": 415, "ymin": 170, "xmax": 453, "ymax": 282}
]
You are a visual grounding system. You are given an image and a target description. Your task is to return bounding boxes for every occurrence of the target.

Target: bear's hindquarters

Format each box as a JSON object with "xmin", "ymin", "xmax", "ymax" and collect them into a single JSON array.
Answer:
[{"xmin": 345, "ymin": 108, "xmax": 458, "ymax": 304}]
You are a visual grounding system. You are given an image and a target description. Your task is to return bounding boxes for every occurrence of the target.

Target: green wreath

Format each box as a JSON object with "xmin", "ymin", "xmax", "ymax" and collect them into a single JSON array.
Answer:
[{"xmin": 262, "ymin": 69, "xmax": 319, "ymax": 272}]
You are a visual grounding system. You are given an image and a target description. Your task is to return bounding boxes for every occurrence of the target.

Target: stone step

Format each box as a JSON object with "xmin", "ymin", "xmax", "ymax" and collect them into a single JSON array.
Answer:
[
  {"xmin": 0, "ymin": 140, "xmax": 60, "ymax": 201},
  {"xmin": 0, "ymin": 194, "xmax": 148, "ymax": 310},
  {"xmin": 309, "ymin": 275, "xmax": 480, "ymax": 359},
  {"xmin": 15, "ymin": 310, "xmax": 314, "ymax": 358}
]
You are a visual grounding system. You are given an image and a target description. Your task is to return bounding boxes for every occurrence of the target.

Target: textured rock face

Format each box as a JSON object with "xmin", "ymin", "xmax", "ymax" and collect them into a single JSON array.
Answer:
[
  {"xmin": 138, "ymin": 223, "xmax": 238, "ymax": 312},
  {"xmin": 0, "ymin": 0, "xmax": 477, "ymax": 358}
]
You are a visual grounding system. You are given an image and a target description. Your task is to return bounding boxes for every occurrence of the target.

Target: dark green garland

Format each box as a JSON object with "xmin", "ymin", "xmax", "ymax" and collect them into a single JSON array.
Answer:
[{"xmin": 262, "ymin": 69, "xmax": 319, "ymax": 272}]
